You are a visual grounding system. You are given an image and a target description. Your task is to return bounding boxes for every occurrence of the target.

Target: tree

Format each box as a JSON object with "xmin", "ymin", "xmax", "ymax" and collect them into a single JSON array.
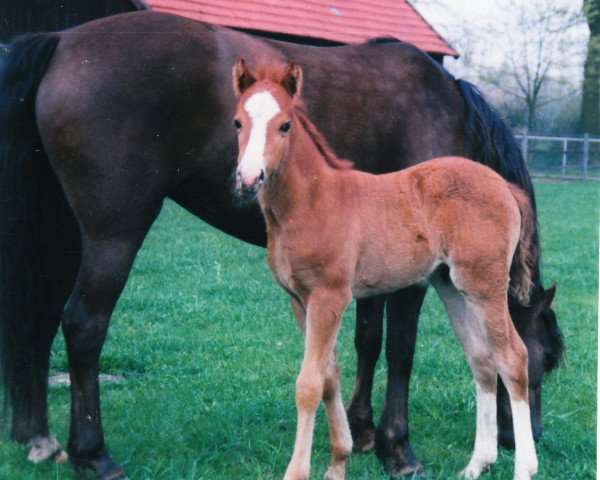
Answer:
[
  {"xmin": 474, "ymin": 0, "xmax": 585, "ymax": 132},
  {"xmin": 581, "ymin": 0, "xmax": 600, "ymax": 135},
  {"xmin": 410, "ymin": 0, "xmax": 587, "ymax": 133}
]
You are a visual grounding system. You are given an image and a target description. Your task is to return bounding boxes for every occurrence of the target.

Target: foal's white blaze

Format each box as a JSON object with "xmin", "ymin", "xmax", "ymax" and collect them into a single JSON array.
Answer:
[{"xmin": 238, "ymin": 90, "xmax": 281, "ymax": 184}]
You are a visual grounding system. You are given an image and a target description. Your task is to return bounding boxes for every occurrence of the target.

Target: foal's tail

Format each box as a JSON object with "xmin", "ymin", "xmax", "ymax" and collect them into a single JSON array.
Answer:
[
  {"xmin": 507, "ymin": 184, "xmax": 538, "ymax": 305},
  {"xmin": 0, "ymin": 34, "xmax": 62, "ymax": 420}
]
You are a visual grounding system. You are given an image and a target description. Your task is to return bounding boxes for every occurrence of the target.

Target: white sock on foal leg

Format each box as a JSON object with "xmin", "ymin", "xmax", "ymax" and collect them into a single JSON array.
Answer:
[
  {"xmin": 511, "ymin": 399, "xmax": 538, "ymax": 480},
  {"xmin": 461, "ymin": 382, "xmax": 498, "ymax": 479}
]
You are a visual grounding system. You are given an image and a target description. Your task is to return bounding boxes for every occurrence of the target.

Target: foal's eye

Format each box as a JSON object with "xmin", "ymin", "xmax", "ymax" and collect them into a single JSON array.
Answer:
[
  {"xmin": 234, "ymin": 119, "xmax": 242, "ymax": 130},
  {"xmin": 279, "ymin": 121, "xmax": 292, "ymax": 133}
]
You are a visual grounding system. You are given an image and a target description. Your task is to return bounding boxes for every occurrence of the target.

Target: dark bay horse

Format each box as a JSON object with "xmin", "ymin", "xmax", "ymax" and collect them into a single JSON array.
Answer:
[
  {"xmin": 232, "ymin": 58, "xmax": 539, "ymax": 480},
  {"xmin": 0, "ymin": 11, "xmax": 562, "ymax": 479}
]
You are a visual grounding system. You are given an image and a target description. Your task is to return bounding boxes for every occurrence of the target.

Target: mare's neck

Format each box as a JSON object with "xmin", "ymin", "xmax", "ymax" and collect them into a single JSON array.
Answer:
[{"xmin": 259, "ymin": 115, "xmax": 338, "ymax": 224}]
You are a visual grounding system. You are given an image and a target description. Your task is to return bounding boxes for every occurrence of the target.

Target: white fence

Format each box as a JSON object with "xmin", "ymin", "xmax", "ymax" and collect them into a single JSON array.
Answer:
[{"xmin": 514, "ymin": 133, "xmax": 600, "ymax": 181}]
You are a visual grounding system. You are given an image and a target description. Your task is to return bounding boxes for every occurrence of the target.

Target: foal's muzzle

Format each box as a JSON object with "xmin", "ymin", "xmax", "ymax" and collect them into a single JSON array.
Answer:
[{"xmin": 235, "ymin": 168, "xmax": 265, "ymax": 200}]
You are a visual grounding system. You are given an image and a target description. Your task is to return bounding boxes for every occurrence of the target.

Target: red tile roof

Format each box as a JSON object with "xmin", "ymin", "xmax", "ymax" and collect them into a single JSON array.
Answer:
[{"xmin": 142, "ymin": 0, "xmax": 458, "ymax": 56}]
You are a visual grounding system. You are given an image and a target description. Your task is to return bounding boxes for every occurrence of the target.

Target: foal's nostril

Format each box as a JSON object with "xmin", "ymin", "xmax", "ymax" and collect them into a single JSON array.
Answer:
[{"xmin": 258, "ymin": 170, "xmax": 265, "ymax": 182}]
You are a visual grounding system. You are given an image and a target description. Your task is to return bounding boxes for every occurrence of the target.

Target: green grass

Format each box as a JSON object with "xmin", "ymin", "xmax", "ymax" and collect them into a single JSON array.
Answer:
[{"xmin": 1, "ymin": 181, "xmax": 597, "ymax": 479}]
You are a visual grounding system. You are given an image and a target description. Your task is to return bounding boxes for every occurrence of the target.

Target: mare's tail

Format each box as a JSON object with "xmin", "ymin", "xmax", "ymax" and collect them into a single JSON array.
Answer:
[
  {"xmin": 0, "ymin": 34, "xmax": 63, "ymax": 428},
  {"xmin": 507, "ymin": 184, "xmax": 538, "ymax": 305}
]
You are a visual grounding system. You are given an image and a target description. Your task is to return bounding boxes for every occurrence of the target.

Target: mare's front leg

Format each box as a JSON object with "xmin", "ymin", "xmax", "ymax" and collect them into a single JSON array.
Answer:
[
  {"xmin": 346, "ymin": 295, "xmax": 385, "ymax": 453},
  {"xmin": 376, "ymin": 285, "xmax": 428, "ymax": 478},
  {"xmin": 285, "ymin": 289, "xmax": 353, "ymax": 480},
  {"xmin": 62, "ymin": 220, "xmax": 159, "ymax": 479}
]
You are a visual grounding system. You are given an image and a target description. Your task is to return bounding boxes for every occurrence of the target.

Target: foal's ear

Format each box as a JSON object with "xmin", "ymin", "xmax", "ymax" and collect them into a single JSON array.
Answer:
[
  {"xmin": 233, "ymin": 58, "xmax": 256, "ymax": 97},
  {"xmin": 281, "ymin": 59, "xmax": 303, "ymax": 97}
]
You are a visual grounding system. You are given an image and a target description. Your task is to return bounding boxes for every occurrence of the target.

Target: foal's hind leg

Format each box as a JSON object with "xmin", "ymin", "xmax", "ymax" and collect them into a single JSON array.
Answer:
[
  {"xmin": 285, "ymin": 289, "xmax": 353, "ymax": 480},
  {"xmin": 432, "ymin": 279, "xmax": 499, "ymax": 479},
  {"xmin": 435, "ymin": 276, "xmax": 538, "ymax": 480},
  {"xmin": 288, "ymin": 295, "xmax": 353, "ymax": 480},
  {"xmin": 490, "ymin": 312, "xmax": 538, "ymax": 480},
  {"xmin": 474, "ymin": 297, "xmax": 537, "ymax": 480}
]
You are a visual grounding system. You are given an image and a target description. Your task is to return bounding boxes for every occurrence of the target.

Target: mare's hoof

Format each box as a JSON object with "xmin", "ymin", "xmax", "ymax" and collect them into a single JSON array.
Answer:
[
  {"xmin": 375, "ymin": 431, "xmax": 423, "ymax": 479},
  {"xmin": 348, "ymin": 416, "xmax": 376, "ymax": 453},
  {"xmin": 70, "ymin": 449, "xmax": 127, "ymax": 480},
  {"xmin": 27, "ymin": 435, "xmax": 68, "ymax": 464},
  {"xmin": 94, "ymin": 470, "xmax": 129, "ymax": 480},
  {"xmin": 389, "ymin": 463, "xmax": 425, "ymax": 479}
]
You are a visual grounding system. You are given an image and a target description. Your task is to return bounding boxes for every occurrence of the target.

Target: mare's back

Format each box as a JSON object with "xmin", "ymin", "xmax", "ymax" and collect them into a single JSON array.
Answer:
[
  {"xmin": 282, "ymin": 40, "xmax": 465, "ymax": 170},
  {"xmin": 38, "ymin": 11, "xmax": 465, "ymax": 183}
]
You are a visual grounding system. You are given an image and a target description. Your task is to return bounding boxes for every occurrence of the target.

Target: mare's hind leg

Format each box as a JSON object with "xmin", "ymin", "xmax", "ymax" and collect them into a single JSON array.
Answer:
[
  {"xmin": 432, "ymin": 278, "xmax": 499, "ymax": 479},
  {"xmin": 375, "ymin": 285, "xmax": 427, "ymax": 478},
  {"xmin": 62, "ymin": 212, "xmax": 160, "ymax": 479},
  {"xmin": 22, "ymin": 247, "xmax": 79, "ymax": 465},
  {"xmin": 11, "ymin": 182, "xmax": 80, "ymax": 465},
  {"xmin": 346, "ymin": 295, "xmax": 385, "ymax": 453}
]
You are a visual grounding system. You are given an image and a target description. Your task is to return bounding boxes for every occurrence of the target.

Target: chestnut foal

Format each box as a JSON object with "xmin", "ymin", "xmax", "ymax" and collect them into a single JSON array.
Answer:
[{"xmin": 232, "ymin": 59, "xmax": 539, "ymax": 480}]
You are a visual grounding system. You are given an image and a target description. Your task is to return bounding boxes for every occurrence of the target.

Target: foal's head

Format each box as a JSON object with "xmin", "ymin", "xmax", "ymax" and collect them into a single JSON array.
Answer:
[{"xmin": 232, "ymin": 59, "xmax": 302, "ymax": 199}]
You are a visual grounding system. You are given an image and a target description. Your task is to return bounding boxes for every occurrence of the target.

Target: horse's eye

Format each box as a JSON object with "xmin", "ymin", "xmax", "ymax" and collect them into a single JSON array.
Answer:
[
  {"xmin": 234, "ymin": 119, "xmax": 242, "ymax": 129},
  {"xmin": 279, "ymin": 121, "xmax": 291, "ymax": 133}
]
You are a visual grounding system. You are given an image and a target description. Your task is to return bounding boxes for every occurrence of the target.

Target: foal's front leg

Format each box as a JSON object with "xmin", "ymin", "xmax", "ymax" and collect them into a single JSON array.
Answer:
[{"xmin": 285, "ymin": 289, "xmax": 353, "ymax": 480}]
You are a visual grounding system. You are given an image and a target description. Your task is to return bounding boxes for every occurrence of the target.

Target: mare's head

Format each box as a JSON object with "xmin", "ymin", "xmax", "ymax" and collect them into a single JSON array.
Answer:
[{"xmin": 232, "ymin": 58, "xmax": 302, "ymax": 200}]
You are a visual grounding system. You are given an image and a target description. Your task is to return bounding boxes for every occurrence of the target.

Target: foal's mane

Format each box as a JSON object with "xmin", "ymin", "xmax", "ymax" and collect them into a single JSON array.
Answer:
[{"xmin": 293, "ymin": 102, "xmax": 354, "ymax": 171}]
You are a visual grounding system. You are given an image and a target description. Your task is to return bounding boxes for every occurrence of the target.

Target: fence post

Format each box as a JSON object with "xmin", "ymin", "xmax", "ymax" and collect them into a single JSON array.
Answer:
[
  {"xmin": 583, "ymin": 133, "xmax": 589, "ymax": 180},
  {"xmin": 521, "ymin": 131, "xmax": 528, "ymax": 163},
  {"xmin": 562, "ymin": 139, "xmax": 568, "ymax": 175}
]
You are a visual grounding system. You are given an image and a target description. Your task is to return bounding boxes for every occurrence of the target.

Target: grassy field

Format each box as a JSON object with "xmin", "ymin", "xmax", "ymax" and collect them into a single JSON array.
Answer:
[{"xmin": 0, "ymin": 181, "xmax": 597, "ymax": 479}]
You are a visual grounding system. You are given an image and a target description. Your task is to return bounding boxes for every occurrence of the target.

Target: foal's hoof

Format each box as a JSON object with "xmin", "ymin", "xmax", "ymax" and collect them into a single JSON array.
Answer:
[
  {"xmin": 27, "ymin": 435, "xmax": 68, "ymax": 464},
  {"xmin": 348, "ymin": 415, "xmax": 376, "ymax": 453}
]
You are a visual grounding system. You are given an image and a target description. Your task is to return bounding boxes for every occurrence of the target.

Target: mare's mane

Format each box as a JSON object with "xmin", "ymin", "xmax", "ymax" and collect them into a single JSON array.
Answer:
[{"xmin": 293, "ymin": 102, "xmax": 353, "ymax": 171}]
